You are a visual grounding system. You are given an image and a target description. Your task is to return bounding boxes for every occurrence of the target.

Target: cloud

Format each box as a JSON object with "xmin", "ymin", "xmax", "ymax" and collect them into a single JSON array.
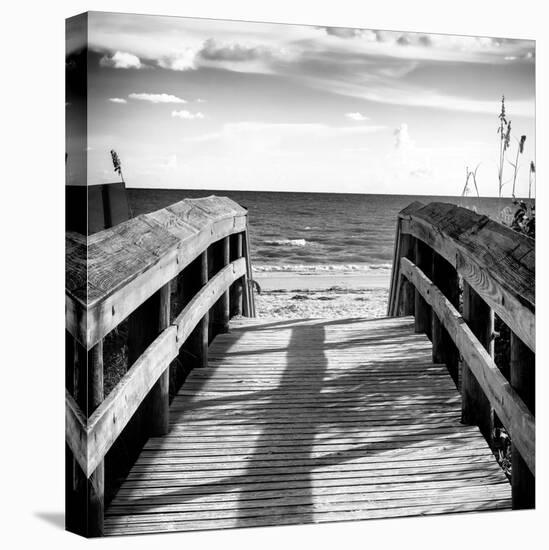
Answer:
[
  {"xmin": 129, "ymin": 93, "xmax": 187, "ymax": 104},
  {"xmin": 394, "ymin": 123, "xmax": 413, "ymax": 150},
  {"xmin": 345, "ymin": 112, "xmax": 369, "ymax": 121},
  {"xmin": 187, "ymin": 121, "xmax": 386, "ymax": 145},
  {"xmin": 157, "ymin": 48, "xmax": 197, "ymax": 71},
  {"xmin": 171, "ymin": 110, "xmax": 205, "ymax": 120},
  {"xmin": 100, "ymin": 51, "xmax": 143, "ymax": 69},
  {"xmin": 199, "ymin": 38, "xmax": 268, "ymax": 62},
  {"xmin": 109, "ymin": 97, "xmax": 127, "ymax": 104}
]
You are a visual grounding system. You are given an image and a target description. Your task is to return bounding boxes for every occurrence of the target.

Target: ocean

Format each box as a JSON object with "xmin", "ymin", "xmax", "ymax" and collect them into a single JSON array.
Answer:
[{"xmin": 128, "ymin": 189, "xmax": 518, "ymax": 275}]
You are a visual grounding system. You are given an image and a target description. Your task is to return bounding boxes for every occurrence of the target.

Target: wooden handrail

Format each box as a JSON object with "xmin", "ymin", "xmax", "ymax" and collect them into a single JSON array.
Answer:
[
  {"xmin": 390, "ymin": 202, "xmax": 534, "ymax": 351},
  {"xmin": 66, "ymin": 256, "xmax": 247, "ymax": 478},
  {"xmin": 66, "ymin": 196, "xmax": 255, "ymax": 535},
  {"xmin": 389, "ymin": 201, "xmax": 535, "ymax": 510},
  {"xmin": 66, "ymin": 196, "xmax": 249, "ymax": 350},
  {"xmin": 400, "ymin": 257, "xmax": 535, "ymax": 475}
]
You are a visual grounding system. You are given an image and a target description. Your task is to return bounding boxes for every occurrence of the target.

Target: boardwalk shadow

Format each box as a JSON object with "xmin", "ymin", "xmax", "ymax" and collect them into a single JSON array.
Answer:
[
  {"xmin": 106, "ymin": 317, "xmax": 508, "ymax": 530},
  {"xmin": 234, "ymin": 321, "xmax": 327, "ymax": 527}
]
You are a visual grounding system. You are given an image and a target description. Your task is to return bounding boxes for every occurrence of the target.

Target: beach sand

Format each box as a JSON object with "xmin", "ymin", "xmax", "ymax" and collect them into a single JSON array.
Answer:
[{"xmin": 252, "ymin": 270, "xmax": 390, "ymax": 319}]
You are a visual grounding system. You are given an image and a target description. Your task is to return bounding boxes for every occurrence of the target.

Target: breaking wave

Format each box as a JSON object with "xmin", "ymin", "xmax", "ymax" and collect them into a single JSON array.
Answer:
[
  {"xmin": 263, "ymin": 238, "xmax": 309, "ymax": 247},
  {"xmin": 253, "ymin": 263, "xmax": 392, "ymax": 273}
]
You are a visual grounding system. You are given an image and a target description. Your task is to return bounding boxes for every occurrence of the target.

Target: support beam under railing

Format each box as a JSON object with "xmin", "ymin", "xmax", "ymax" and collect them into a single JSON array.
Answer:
[
  {"xmin": 510, "ymin": 332, "xmax": 535, "ymax": 509},
  {"xmin": 461, "ymin": 282, "xmax": 495, "ymax": 444},
  {"xmin": 414, "ymin": 240, "xmax": 432, "ymax": 338},
  {"xmin": 148, "ymin": 282, "xmax": 171, "ymax": 436},
  {"xmin": 230, "ymin": 233, "xmax": 244, "ymax": 317},
  {"xmin": 431, "ymin": 252, "xmax": 460, "ymax": 384}
]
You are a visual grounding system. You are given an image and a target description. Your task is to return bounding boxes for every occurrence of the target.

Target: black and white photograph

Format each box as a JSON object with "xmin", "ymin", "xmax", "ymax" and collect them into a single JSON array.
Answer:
[{"xmin": 63, "ymin": 7, "xmax": 536, "ymax": 539}]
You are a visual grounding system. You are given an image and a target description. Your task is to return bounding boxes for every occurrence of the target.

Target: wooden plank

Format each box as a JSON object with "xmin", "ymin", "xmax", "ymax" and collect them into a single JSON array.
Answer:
[
  {"xmin": 174, "ymin": 259, "xmax": 246, "ymax": 345},
  {"xmin": 400, "ymin": 258, "xmax": 535, "ymax": 475},
  {"xmin": 86, "ymin": 327, "xmax": 178, "ymax": 478},
  {"xmin": 510, "ymin": 332, "xmax": 535, "ymax": 509},
  {"xmin": 105, "ymin": 316, "xmax": 510, "ymax": 534},
  {"xmin": 65, "ymin": 196, "xmax": 248, "ymax": 349},
  {"xmin": 387, "ymin": 201, "xmax": 423, "ymax": 316},
  {"xmin": 431, "ymin": 252, "xmax": 460, "ymax": 384},
  {"xmin": 461, "ymin": 282, "xmax": 494, "ymax": 442},
  {"xmin": 88, "ymin": 342, "xmax": 104, "ymax": 536},
  {"xmin": 230, "ymin": 233, "xmax": 243, "ymax": 317},
  {"xmin": 65, "ymin": 390, "xmax": 87, "ymax": 474},
  {"xmin": 148, "ymin": 283, "xmax": 171, "ymax": 436},
  {"xmin": 242, "ymin": 229, "xmax": 255, "ymax": 317},
  {"xmin": 414, "ymin": 239, "xmax": 432, "ymax": 337},
  {"xmin": 84, "ymin": 259, "xmax": 245, "ymax": 476},
  {"xmin": 211, "ymin": 237, "xmax": 230, "ymax": 336},
  {"xmin": 399, "ymin": 203, "xmax": 534, "ymax": 351}
]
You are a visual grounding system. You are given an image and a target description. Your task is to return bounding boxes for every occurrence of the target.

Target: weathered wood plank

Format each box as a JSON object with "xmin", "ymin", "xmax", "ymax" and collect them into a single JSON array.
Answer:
[
  {"xmin": 510, "ymin": 332, "xmax": 535, "ymax": 509},
  {"xmin": 414, "ymin": 239, "xmax": 432, "ymax": 337},
  {"xmin": 65, "ymin": 390, "xmax": 87, "ymax": 474},
  {"xmin": 399, "ymin": 202, "xmax": 534, "ymax": 351},
  {"xmin": 400, "ymin": 258, "xmax": 535, "ymax": 475},
  {"xmin": 174, "ymin": 259, "xmax": 246, "ymax": 345},
  {"xmin": 86, "ymin": 327, "xmax": 178, "ymax": 478},
  {"xmin": 461, "ymin": 282, "xmax": 494, "ymax": 442},
  {"xmin": 387, "ymin": 201, "xmax": 423, "ymax": 316},
  {"xmin": 83, "ymin": 259, "xmax": 246, "ymax": 476},
  {"xmin": 65, "ymin": 196, "xmax": 248, "ymax": 349},
  {"xmin": 148, "ymin": 283, "xmax": 171, "ymax": 436},
  {"xmin": 105, "ymin": 316, "xmax": 510, "ymax": 535}
]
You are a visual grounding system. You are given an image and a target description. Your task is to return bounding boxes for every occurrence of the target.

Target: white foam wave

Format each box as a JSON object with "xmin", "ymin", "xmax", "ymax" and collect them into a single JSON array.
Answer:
[
  {"xmin": 264, "ymin": 238, "xmax": 308, "ymax": 247},
  {"xmin": 253, "ymin": 263, "xmax": 392, "ymax": 273}
]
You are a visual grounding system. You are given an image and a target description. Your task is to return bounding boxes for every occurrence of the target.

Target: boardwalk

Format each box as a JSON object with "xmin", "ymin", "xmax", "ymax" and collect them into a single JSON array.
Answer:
[{"xmin": 105, "ymin": 316, "xmax": 510, "ymax": 535}]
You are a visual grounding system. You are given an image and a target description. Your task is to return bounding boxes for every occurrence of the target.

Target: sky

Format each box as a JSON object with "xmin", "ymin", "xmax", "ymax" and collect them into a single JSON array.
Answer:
[{"xmin": 68, "ymin": 11, "xmax": 535, "ymax": 196}]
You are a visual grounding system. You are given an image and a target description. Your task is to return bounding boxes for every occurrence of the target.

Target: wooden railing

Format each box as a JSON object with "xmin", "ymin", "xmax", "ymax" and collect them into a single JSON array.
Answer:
[
  {"xmin": 65, "ymin": 196, "xmax": 255, "ymax": 536},
  {"xmin": 388, "ymin": 202, "xmax": 535, "ymax": 510}
]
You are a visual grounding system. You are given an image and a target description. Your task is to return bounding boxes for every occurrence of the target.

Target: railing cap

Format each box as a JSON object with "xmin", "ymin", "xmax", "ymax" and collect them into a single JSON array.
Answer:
[{"xmin": 65, "ymin": 195, "xmax": 248, "ymax": 347}]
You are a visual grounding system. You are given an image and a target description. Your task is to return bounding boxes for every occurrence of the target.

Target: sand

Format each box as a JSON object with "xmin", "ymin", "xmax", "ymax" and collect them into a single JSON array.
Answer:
[{"xmin": 252, "ymin": 270, "xmax": 390, "ymax": 319}]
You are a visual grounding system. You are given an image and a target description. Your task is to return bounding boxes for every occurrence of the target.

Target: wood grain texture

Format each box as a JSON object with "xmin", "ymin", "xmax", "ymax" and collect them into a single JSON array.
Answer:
[
  {"xmin": 461, "ymin": 282, "xmax": 494, "ymax": 443},
  {"xmin": 400, "ymin": 258, "xmax": 534, "ymax": 475},
  {"xmin": 510, "ymin": 332, "xmax": 535, "ymax": 509},
  {"xmin": 387, "ymin": 202, "xmax": 423, "ymax": 315},
  {"xmin": 77, "ymin": 259, "xmax": 247, "ymax": 477},
  {"xmin": 65, "ymin": 196, "xmax": 248, "ymax": 349},
  {"xmin": 104, "ymin": 316, "xmax": 509, "ymax": 535},
  {"xmin": 398, "ymin": 202, "xmax": 534, "ymax": 351}
]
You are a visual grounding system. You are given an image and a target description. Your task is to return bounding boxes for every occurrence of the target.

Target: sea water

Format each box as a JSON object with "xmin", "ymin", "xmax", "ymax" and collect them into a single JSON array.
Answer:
[{"xmin": 128, "ymin": 189, "xmax": 518, "ymax": 276}]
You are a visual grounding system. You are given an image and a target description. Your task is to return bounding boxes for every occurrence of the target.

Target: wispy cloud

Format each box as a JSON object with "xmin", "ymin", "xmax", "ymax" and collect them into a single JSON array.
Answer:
[
  {"xmin": 345, "ymin": 112, "xmax": 369, "ymax": 121},
  {"xmin": 171, "ymin": 110, "xmax": 205, "ymax": 120},
  {"xmin": 100, "ymin": 51, "xmax": 144, "ymax": 69},
  {"xmin": 109, "ymin": 97, "xmax": 127, "ymax": 104},
  {"xmin": 187, "ymin": 121, "xmax": 386, "ymax": 144},
  {"xmin": 129, "ymin": 93, "xmax": 187, "ymax": 104}
]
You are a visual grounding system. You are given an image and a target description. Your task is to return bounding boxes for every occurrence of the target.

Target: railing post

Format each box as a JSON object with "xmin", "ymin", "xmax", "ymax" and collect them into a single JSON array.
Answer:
[
  {"xmin": 461, "ymin": 282, "xmax": 494, "ymax": 443},
  {"xmin": 148, "ymin": 282, "xmax": 170, "ymax": 436},
  {"xmin": 431, "ymin": 252, "xmax": 460, "ymax": 384},
  {"xmin": 178, "ymin": 252, "xmax": 208, "ymax": 374},
  {"xmin": 414, "ymin": 239, "xmax": 432, "ymax": 338},
  {"xmin": 210, "ymin": 237, "xmax": 230, "ymax": 339},
  {"xmin": 510, "ymin": 332, "xmax": 535, "ymax": 509},
  {"xmin": 242, "ymin": 228, "xmax": 255, "ymax": 317},
  {"xmin": 128, "ymin": 286, "xmax": 169, "ymax": 436},
  {"xmin": 396, "ymin": 233, "xmax": 415, "ymax": 316},
  {"xmin": 66, "ymin": 336, "xmax": 104, "ymax": 537},
  {"xmin": 230, "ymin": 233, "xmax": 243, "ymax": 317},
  {"xmin": 87, "ymin": 341, "xmax": 104, "ymax": 536}
]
